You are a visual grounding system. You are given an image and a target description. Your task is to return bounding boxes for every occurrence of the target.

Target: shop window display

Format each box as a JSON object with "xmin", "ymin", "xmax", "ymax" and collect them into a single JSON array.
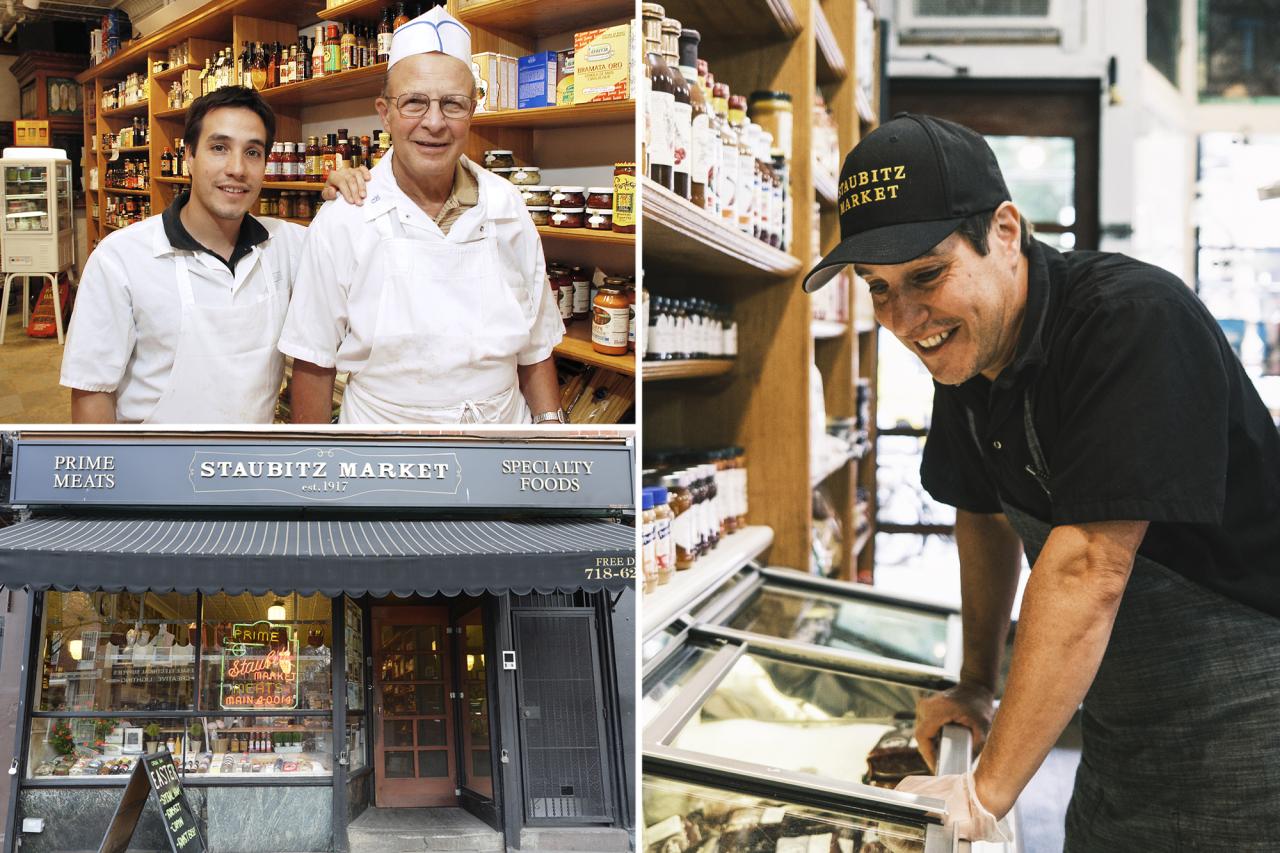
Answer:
[
  {"xmin": 30, "ymin": 591, "xmax": 335, "ymax": 781},
  {"xmin": 37, "ymin": 592, "xmax": 198, "ymax": 712},
  {"xmin": 198, "ymin": 593, "xmax": 333, "ymax": 712}
]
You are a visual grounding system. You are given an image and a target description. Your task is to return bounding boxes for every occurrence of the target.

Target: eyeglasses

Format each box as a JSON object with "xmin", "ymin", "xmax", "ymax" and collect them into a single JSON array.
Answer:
[{"xmin": 388, "ymin": 92, "xmax": 474, "ymax": 119}]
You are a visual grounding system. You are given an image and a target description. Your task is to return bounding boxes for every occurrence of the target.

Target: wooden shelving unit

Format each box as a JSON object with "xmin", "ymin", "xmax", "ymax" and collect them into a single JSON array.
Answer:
[
  {"xmin": 642, "ymin": 178, "xmax": 801, "ymax": 280},
  {"xmin": 643, "ymin": 359, "xmax": 735, "ymax": 382},
  {"xmin": 643, "ymin": 0, "xmax": 881, "ymax": 576},
  {"xmin": 79, "ymin": 0, "xmax": 636, "ymax": 423}
]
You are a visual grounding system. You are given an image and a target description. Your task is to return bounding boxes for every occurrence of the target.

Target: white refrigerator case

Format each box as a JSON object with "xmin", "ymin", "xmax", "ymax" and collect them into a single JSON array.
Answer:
[{"xmin": 2, "ymin": 150, "xmax": 75, "ymax": 273}]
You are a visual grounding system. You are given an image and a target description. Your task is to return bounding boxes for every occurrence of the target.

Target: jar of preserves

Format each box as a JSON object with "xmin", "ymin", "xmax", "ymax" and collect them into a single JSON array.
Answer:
[
  {"xmin": 490, "ymin": 167, "xmax": 514, "ymax": 181},
  {"xmin": 651, "ymin": 485, "xmax": 675, "ymax": 584},
  {"xmin": 571, "ymin": 267, "xmax": 591, "ymax": 322},
  {"xmin": 584, "ymin": 208, "xmax": 613, "ymax": 231},
  {"xmin": 550, "ymin": 186, "xmax": 586, "ymax": 209},
  {"xmin": 641, "ymin": 489, "xmax": 657, "ymax": 594},
  {"xmin": 294, "ymin": 192, "xmax": 314, "ymax": 220},
  {"xmin": 527, "ymin": 206, "xmax": 551, "ymax": 226},
  {"xmin": 626, "ymin": 282, "xmax": 636, "ymax": 351},
  {"xmin": 586, "ymin": 186, "xmax": 614, "ymax": 210},
  {"xmin": 277, "ymin": 191, "xmax": 293, "ymax": 219},
  {"xmin": 510, "ymin": 165, "xmax": 542, "ymax": 185},
  {"xmin": 520, "ymin": 185, "xmax": 551, "ymax": 207},
  {"xmin": 550, "ymin": 208, "xmax": 585, "ymax": 228},
  {"xmin": 547, "ymin": 264, "xmax": 571, "ymax": 326},
  {"xmin": 591, "ymin": 283, "xmax": 630, "ymax": 355},
  {"xmin": 483, "ymin": 149, "xmax": 514, "ymax": 169},
  {"xmin": 661, "ymin": 471, "xmax": 696, "ymax": 570},
  {"xmin": 258, "ymin": 194, "xmax": 272, "ymax": 216},
  {"xmin": 612, "ymin": 162, "xmax": 636, "ymax": 233}
]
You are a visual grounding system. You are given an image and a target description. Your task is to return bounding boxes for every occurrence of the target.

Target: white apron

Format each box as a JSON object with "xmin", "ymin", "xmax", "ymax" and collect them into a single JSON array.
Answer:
[
  {"xmin": 339, "ymin": 206, "xmax": 535, "ymax": 425},
  {"xmin": 145, "ymin": 248, "xmax": 285, "ymax": 424}
]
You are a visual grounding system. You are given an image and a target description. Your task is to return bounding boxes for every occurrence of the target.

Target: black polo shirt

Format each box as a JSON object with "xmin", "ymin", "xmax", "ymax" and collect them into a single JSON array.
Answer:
[
  {"xmin": 161, "ymin": 190, "xmax": 269, "ymax": 271},
  {"xmin": 921, "ymin": 239, "xmax": 1280, "ymax": 616}
]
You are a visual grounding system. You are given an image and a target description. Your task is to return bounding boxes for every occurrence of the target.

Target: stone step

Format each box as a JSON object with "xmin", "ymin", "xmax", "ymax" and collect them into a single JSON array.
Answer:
[{"xmin": 517, "ymin": 827, "xmax": 632, "ymax": 851}]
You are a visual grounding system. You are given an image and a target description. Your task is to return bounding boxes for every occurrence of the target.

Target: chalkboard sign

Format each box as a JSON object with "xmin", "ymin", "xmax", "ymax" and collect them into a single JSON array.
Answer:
[{"xmin": 98, "ymin": 750, "xmax": 206, "ymax": 853}]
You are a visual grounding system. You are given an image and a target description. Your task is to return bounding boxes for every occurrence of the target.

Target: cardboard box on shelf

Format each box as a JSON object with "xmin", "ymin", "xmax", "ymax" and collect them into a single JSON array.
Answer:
[
  {"xmin": 556, "ymin": 49, "xmax": 574, "ymax": 106},
  {"xmin": 518, "ymin": 51, "xmax": 557, "ymax": 110},
  {"xmin": 573, "ymin": 23, "xmax": 631, "ymax": 104}
]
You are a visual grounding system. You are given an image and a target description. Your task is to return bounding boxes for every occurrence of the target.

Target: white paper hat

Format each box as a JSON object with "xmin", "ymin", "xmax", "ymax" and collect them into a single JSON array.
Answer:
[{"xmin": 388, "ymin": 6, "xmax": 472, "ymax": 71}]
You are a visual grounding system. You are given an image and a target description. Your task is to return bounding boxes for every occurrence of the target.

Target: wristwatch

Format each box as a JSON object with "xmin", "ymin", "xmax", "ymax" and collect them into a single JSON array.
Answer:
[{"xmin": 532, "ymin": 409, "xmax": 567, "ymax": 424}]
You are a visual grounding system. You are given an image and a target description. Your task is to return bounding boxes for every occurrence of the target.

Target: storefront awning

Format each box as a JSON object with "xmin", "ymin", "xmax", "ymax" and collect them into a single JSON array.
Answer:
[{"xmin": 0, "ymin": 516, "xmax": 636, "ymax": 596}]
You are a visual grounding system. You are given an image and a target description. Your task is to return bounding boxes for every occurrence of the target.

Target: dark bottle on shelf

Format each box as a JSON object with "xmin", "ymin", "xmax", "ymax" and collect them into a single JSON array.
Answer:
[
  {"xmin": 661, "ymin": 17, "xmax": 691, "ymax": 200},
  {"xmin": 160, "ymin": 147, "xmax": 173, "ymax": 177},
  {"xmin": 678, "ymin": 29, "xmax": 711, "ymax": 209},
  {"xmin": 377, "ymin": 9, "xmax": 393, "ymax": 63},
  {"xmin": 641, "ymin": 3, "xmax": 674, "ymax": 190}
]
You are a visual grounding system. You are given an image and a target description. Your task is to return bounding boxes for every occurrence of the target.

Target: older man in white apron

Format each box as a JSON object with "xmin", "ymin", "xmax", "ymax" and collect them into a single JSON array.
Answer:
[
  {"xmin": 280, "ymin": 7, "xmax": 564, "ymax": 425},
  {"xmin": 61, "ymin": 86, "xmax": 304, "ymax": 424}
]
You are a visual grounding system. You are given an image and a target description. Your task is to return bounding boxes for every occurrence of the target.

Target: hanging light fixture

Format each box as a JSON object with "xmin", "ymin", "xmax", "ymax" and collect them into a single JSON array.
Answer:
[
  {"xmin": 267, "ymin": 600, "xmax": 286, "ymax": 622},
  {"xmin": 68, "ymin": 639, "xmax": 83, "ymax": 661}
]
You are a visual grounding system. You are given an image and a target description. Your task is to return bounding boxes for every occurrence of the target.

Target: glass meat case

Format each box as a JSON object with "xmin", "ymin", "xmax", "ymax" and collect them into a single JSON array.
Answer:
[
  {"xmin": 697, "ymin": 568, "xmax": 963, "ymax": 683},
  {"xmin": 642, "ymin": 619, "xmax": 1020, "ymax": 851},
  {"xmin": 1, "ymin": 148, "xmax": 75, "ymax": 273}
]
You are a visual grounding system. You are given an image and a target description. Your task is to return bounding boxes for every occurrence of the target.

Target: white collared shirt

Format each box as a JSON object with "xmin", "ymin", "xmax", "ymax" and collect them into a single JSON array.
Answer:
[
  {"xmin": 59, "ymin": 213, "xmax": 306, "ymax": 423},
  {"xmin": 277, "ymin": 151, "xmax": 563, "ymax": 374}
]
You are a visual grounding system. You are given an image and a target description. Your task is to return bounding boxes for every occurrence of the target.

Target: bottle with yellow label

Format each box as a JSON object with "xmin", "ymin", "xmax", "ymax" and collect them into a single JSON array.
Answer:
[{"xmin": 612, "ymin": 162, "xmax": 635, "ymax": 233}]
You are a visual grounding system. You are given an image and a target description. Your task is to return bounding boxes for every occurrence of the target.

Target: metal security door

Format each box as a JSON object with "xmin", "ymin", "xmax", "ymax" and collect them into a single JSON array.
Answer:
[
  {"xmin": 372, "ymin": 606, "xmax": 456, "ymax": 807},
  {"xmin": 512, "ymin": 610, "xmax": 612, "ymax": 822}
]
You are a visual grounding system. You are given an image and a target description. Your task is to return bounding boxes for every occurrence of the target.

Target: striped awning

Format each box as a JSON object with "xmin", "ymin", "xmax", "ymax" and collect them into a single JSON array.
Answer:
[{"xmin": 0, "ymin": 515, "xmax": 636, "ymax": 596}]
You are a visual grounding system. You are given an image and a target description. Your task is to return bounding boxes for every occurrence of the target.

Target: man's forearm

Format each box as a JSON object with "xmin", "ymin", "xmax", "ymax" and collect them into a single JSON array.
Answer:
[
  {"xmin": 71, "ymin": 389, "xmax": 117, "ymax": 424},
  {"xmin": 974, "ymin": 519, "xmax": 1147, "ymax": 818},
  {"xmin": 517, "ymin": 357, "xmax": 561, "ymax": 416},
  {"xmin": 290, "ymin": 360, "xmax": 337, "ymax": 424},
  {"xmin": 956, "ymin": 510, "xmax": 1024, "ymax": 690}
]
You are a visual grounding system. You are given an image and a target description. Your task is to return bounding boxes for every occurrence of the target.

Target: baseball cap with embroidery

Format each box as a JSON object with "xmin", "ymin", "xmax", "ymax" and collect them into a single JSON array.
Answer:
[{"xmin": 802, "ymin": 113, "xmax": 1011, "ymax": 293}]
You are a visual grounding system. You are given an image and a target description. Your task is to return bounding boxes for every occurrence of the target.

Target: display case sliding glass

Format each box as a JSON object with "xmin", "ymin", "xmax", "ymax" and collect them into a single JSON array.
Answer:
[
  {"xmin": 1, "ymin": 148, "xmax": 75, "ymax": 274},
  {"xmin": 642, "ymin": 637, "xmax": 963, "ymax": 852},
  {"xmin": 694, "ymin": 566, "xmax": 964, "ymax": 686}
]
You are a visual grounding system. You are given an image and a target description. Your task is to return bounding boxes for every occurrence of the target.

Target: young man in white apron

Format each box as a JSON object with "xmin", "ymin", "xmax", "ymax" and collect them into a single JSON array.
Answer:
[
  {"xmin": 280, "ymin": 7, "xmax": 565, "ymax": 425},
  {"xmin": 802, "ymin": 114, "xmax": 1280, "ymax": 848},
  {"xmin": 61, "ymin": 87, "xmax": 306, "ymax": 424}
]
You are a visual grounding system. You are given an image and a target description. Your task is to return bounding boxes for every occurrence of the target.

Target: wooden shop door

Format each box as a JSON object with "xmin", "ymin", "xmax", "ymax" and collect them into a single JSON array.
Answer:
[{"xmin": 372, "ymin": 606, "xmax": 457, "ymax": 807}]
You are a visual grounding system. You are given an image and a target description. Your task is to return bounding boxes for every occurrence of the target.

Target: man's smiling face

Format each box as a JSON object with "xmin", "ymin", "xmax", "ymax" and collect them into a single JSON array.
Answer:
[{"xmin": 856, "ymin": 203, "xmax": 1028, "ymax": 386}]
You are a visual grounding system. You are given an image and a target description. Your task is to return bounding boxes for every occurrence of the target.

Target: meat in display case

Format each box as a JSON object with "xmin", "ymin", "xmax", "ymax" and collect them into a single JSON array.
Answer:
[
  {"xmin": 643, "ymin": 773, "xmax": 932, "ymax": 852},
  {"xmin": 695, "ymin": 568, "xmax": 963, "ymax": 684}
]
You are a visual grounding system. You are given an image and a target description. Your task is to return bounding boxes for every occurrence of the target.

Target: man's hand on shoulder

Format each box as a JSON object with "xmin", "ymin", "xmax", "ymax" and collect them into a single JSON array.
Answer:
[{"xmin": 321, "ymin": 165, "xmax": 372, "ymax": 206}]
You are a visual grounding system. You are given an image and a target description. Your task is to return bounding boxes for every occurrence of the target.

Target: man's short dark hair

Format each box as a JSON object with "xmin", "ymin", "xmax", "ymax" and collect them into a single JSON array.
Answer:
[
  {"xmin": 183, "ymin": 86, "xmax": 276, "ymax": 155},
  {"xmin": 955, "ymin": 208, "xmax": 1035, "ymax": 256}
]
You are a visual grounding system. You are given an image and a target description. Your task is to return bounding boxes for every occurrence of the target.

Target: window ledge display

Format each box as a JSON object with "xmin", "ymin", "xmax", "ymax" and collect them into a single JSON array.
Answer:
[{"xmin": 642, "ymin": 526, "xmax": 774, "ymax": 637}]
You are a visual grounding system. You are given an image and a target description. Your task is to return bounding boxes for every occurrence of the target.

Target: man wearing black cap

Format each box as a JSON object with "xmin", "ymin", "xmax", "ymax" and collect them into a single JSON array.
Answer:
[{"xmin": 805, "ymin": 114, "xmax": 1280, "ymax": 848}]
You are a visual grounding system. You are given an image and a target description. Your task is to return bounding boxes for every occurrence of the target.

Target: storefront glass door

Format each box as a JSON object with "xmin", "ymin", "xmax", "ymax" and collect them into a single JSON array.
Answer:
[
  {"xmin": 457, "ymin": 605, "xmax": 493, "ymax": 799},
  {"xmin": 372, "ymin": 606, "xmax": 456, "ymax": 807}
]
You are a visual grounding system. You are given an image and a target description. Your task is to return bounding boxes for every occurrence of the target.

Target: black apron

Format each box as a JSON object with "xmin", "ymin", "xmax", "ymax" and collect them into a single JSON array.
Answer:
[{"xmin": 966, "ymin": 395, "xmax": 1280, "ymax": 851}]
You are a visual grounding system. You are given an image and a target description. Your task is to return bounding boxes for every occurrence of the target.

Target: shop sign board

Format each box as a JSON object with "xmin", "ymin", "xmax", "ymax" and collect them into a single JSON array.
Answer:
[
  {"xmin": 10, "ymin": 440, "xmax": 633, "ymax": 509},
  {"xmin": 97, "ymin": 750, "xmax": 205, "ymax": 853},
  {"xmin": 219, "ymin": 620, "xmax": 299, "ymax": 710}
]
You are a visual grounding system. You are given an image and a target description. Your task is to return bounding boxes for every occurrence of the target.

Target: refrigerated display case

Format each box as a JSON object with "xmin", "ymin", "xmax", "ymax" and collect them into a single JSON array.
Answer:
[
  {"xmin": 696, "ymin": 567, "xmax": 964, "ymax": 684},
  {"xmin": 1, "ymin": 148, "xmax": 75, "ymax": 274},
  {"xmin": 0, "ymin": 147, "xmax": 76, "ymax": 345},
  {"xmin": 643, "ymin": 585, "xmax": 1019, "ymax": 852}
]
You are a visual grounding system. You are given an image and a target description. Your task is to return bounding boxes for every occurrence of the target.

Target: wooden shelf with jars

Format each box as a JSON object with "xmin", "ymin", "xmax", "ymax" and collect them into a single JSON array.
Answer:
[
  {"xmin": 80, "ymin": 0, "xmax": 636, "ymax": 424},
  {"xmin": 641, "ymin": 0, "xmax": 881, "ymax": 576},
  {"xmin": 642, "ymin": 177, "xmax": 801, "ymax": 279}
]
